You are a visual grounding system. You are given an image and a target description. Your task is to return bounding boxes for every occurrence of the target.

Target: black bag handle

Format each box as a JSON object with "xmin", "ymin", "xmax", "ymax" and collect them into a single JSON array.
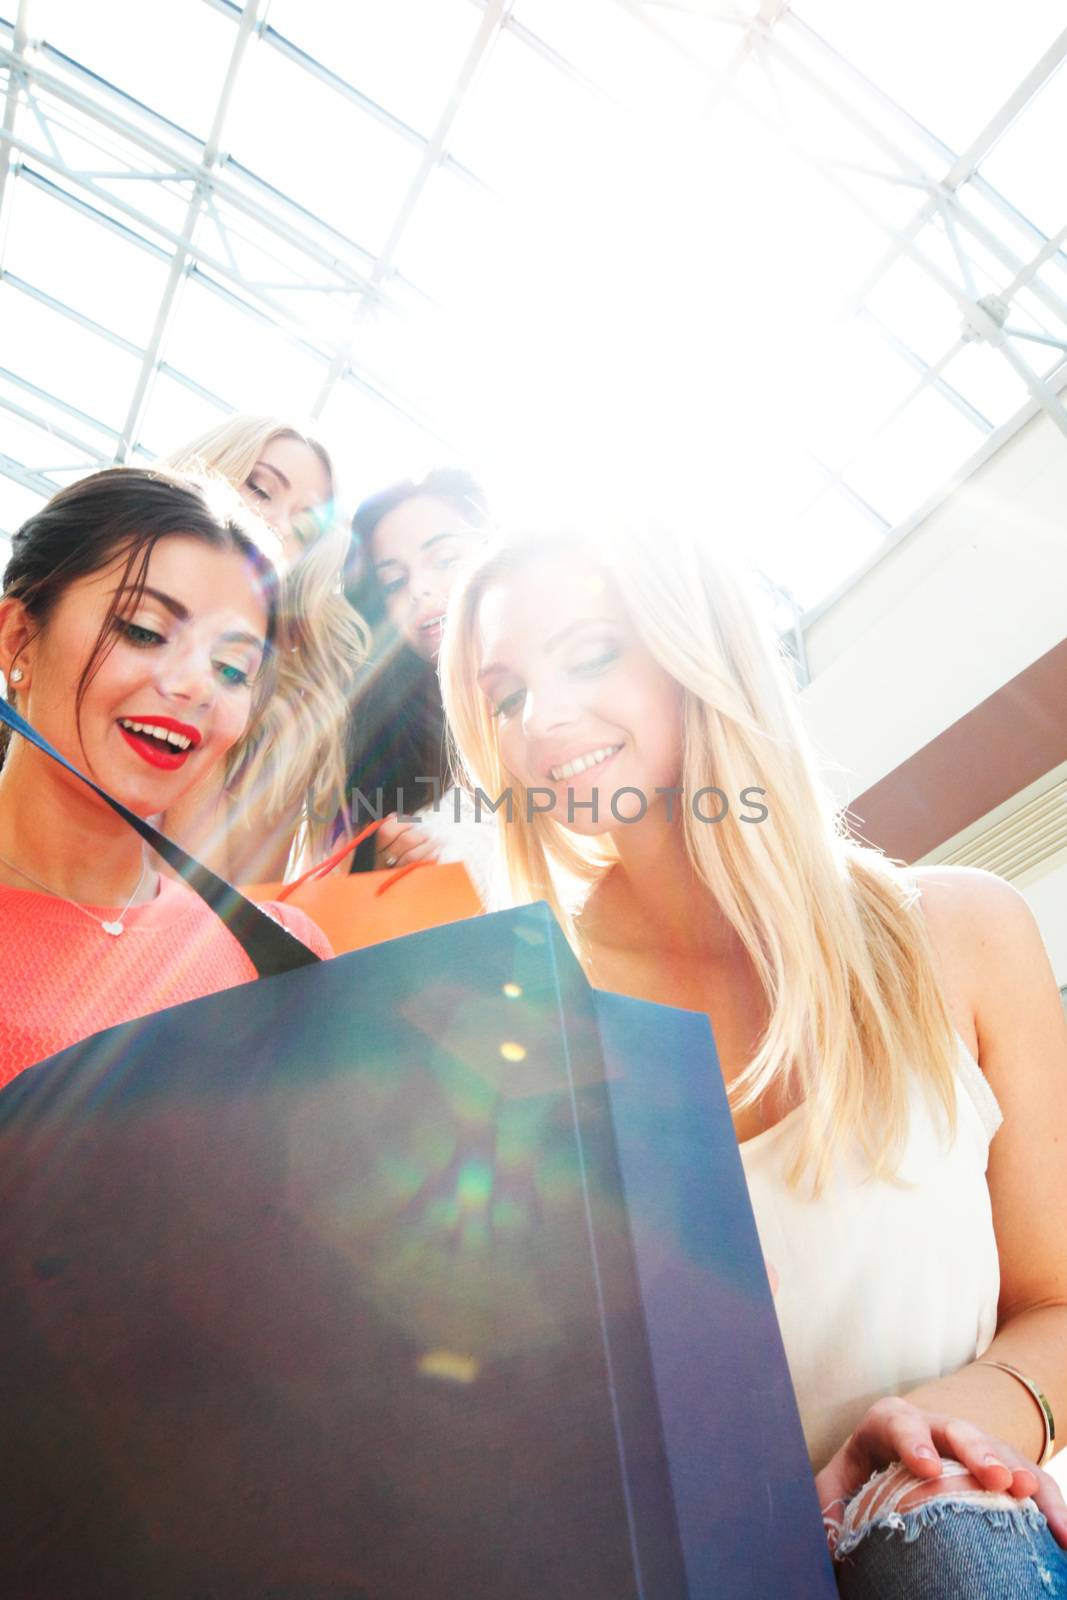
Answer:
[{"xmin": 0, "ymin": 696, "xmax": 320, "ymax": 977}]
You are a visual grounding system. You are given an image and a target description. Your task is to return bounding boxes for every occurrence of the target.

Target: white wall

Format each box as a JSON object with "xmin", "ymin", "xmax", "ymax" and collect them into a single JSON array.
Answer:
[
  {"xmin": 794, "ymin": 411, "xmax": 1067, "ymax": 995},
  {"xmin": 797, "ymin": 411, "xmax": 1067, "ymax": 804},
  {"xmin": 1018, "ymin": 855, "xmax": 1067, "ymax": 990}
]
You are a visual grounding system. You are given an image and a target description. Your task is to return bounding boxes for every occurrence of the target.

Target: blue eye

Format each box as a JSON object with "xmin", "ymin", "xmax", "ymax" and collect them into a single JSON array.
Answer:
[
  {"xmin": 215, "ymin": 661, "xmax": 251, "ymax": 688},
  {"xmin": 573, "ymin": 646, "xmax": 619, "ymax": 674},
  {"xmin": 492, "ymin": 688, "xmax": 525, "ymax": 719},
  {"xmin": 117, "ymin": 619, "xmax": 164, "ymax": 648},
  {"xmin": 379, "ymin": 576, "xmax": 406, "ymax": 597}
]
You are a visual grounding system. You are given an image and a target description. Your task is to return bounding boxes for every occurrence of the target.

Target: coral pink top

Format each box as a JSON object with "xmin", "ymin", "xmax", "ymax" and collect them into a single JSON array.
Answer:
[{"xmin": 0, "ymin": 877, "xmax": 332, "ymax": 1089}]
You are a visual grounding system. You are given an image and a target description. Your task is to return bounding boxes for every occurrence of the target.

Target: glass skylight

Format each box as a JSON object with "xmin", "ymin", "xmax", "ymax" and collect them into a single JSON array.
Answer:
[{"xmin": 1, "ymin": 0, "xmax": 1065, "ymax": 630}]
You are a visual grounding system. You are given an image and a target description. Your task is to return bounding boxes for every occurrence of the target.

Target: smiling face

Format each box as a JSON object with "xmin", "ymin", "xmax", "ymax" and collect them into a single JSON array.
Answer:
[
  {"xmin": 8, "ymin": 535, "xmax": 270, "ymax": 818},
  {"xmin": 240, "ymin": 434, "xmax": 332, "ymax": 564},
  {"xmin": 475, "ymin": 555, "xmax": 684, "ymax": 835},
  {"xmin": 372, "ymin": 494, "xmax": 484, "ymax": 661}
]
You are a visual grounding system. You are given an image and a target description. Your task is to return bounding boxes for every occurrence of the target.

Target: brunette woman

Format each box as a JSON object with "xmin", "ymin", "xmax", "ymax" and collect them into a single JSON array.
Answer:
[
  {"xmin": 0, "ymin": 468, "xmax": 330, "ymax": 1088},
  {"xmin": 344, "ymin": 468, "xmax": 492, "ymax": 894}
]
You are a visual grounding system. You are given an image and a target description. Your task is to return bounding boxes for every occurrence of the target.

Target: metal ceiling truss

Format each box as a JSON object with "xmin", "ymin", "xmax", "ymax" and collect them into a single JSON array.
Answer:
[
  {"xmin": 1, "ymin": 0, "xmax": 1065, "ymax": 650},
  {"xmin": 620, "ymin": 0, "xmax": 1067, "ymax": 625}
]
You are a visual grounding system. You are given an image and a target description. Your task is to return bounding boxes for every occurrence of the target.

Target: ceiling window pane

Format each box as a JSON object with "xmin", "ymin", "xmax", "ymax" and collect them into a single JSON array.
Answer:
[
  {"xmin": 320, "ymin": 379, "xmax": 444, "ymax": 505},
  {"xmin": 4, "ymin": 176, "xmax": 170, "ymax": 348},
  {"xmin": 791, "ymin": 0, "xmax": 1066, "ymax": 153},
  {"xmin": 0, "ymin": 371, "xmax": 119, "ymax": 461},
  {"xmin": 760, "ymin": 492, "xmax": 887, "ymax": 613},
  {"xmin": 264, "ymin": 0, "xmax": 480, "ymax": 136},
  {"xmin": 752, "ymin": 45, "xmax": 929, "ymax": 236},
  {"xmin": 449, "ymin": 27, "xmax": 622, "ymax": 200},
  {"xmin": 718, "ymin": 86, "xmax": 900, "ymax": 300},
  {"xmin": 0, "ymin": 410, "xmax": 101, "ymax": 483},
  {"xmin": 392, "ymin": 170, "xmax": 504, "ymax": 310},
  {"xmin": 195, "ymin": 201, "xmax": 365, "ymax": 347},
  {"xmin": 345, "ymin": 290, "xmax": 466, "ymax": 429},
  {"xmin": 30, "ymin": 0, "xmax": 234, "ymax": 139},
  {"xmin": 979, "ymin": 60, "xmax": 1067, "ymax": 239},
  {"xmin": 0, "ymin": 282, "xmax": 140, "ymax": 431},
  {"xmin": 225, "ymin": 42, "xmax": 423, "ymax": 255},
  {"xmin": 512, "ymin": 0, "xmax": 711, "ymax": 120},
  {"xmin": 842, "ymin": 386, "xmax": 986, "ymax": 524},
  {"xmin": 862, "ymin": 253, "xmax": 963, "ymax": 367},
  {"xmin": 769, "ymin": 13, "xmax": 943, "ymax": 178},
  {"xmin": 138, "ymin": 372, "xmax": 231, "ymax": 461},
  {"xmin": 163, "ymin": 275, "xmax": 329, "ymax": 417},
  {"xmin": 741, "ymin": 447, "xmax": 832, "ymax": 553},
  {"xmin": 796, "ymin": 318, "xmax": 922, "ymax": 469},
  {"xmin": 632, "ymin": 2, "xmax": 756, "ymax": 74},
  {"xmin": 939, "ymin": 342, "xmax": 1034, "ymax": 428}
]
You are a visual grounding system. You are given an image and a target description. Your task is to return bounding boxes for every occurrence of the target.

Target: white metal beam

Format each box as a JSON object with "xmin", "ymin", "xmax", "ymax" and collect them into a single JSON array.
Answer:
[
  {"xmin": 0, "ymin": 0, "xmax": 30, "ymax": 276},
  {"xmin": 114, "ymin": 0, "xmax": 266, "ymax": 459},
  {"xmin": 775, "ymin": 15, "xmax": 1067, "ymax": 330},
  {"xmin": 311, "ymin": 0, "xmax": 515, "ymax": 420},
  {"xmin": 0, "ymin": 46, "xmax": 376, "ymax": 287}
]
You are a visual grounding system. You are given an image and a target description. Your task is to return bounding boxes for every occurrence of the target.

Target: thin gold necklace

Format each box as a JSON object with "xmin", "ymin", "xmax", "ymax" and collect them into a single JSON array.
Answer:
[{"xmin": 0, "ymin": 848, "xmax": 149, "ymax": 936}]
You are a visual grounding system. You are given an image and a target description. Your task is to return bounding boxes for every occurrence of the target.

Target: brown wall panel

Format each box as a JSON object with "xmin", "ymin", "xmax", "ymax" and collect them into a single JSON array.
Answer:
[{"xmin": 846, "ymin": 638, "xmax": 1067, "ymax": 862}]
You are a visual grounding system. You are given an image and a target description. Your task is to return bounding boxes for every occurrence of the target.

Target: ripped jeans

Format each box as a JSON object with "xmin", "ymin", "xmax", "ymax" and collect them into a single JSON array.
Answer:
[{"xmin": 829, "ymin": 1460, "xmax": 1067, "ymax": 1598}]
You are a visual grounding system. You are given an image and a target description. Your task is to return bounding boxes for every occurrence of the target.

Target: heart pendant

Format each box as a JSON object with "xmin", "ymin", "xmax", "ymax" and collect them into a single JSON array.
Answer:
[{"xmin": 101, "ymin": 920, "xmax": 125, "ymax": 937}]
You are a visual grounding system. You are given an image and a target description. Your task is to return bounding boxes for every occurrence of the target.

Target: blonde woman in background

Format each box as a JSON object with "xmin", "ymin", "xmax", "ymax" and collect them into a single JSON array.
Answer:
[
  {"xmin": 440, "ymin": 520, "xmax": 1067, "ymax": 1596},
  {"xmin": 163, "ymin": 415, "xmax": 368, "ymax": 882}
]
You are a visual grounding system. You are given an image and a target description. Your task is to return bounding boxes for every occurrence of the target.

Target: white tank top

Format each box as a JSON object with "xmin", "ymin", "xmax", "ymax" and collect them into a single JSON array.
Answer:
[{"xmin": 740, "ymin": 1034, "xmax": 1003, "ymax": 1472}]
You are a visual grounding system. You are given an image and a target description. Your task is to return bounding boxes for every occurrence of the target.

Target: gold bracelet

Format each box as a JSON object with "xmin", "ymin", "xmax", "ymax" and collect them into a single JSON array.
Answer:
[{"xmin": 977, "ymin": 1359, "xmax": 1056, "ymax": 1467}]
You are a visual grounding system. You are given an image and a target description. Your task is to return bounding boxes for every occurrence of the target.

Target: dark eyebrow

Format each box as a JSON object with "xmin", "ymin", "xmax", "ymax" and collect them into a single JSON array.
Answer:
[
  {"xmin": 251, "ymin": 460, "xmax": 290, "ymax": 491},
  {"xmin": 478, "ymin": 617, "xmax": 615, "ymax": 683},
  {"xmin": 123, "ymin": 587, "xmax": 265, "ymax": 655},
  {"xmin": 125, "ymin": 585, "xmax": 188, "ymax": 622}
]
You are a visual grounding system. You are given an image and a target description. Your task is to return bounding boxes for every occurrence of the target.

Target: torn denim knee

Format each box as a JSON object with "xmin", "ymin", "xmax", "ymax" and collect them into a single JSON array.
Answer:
[{"xmin": 827, "ymin": 1459, "xmax": 1046, "ymax": 1561}]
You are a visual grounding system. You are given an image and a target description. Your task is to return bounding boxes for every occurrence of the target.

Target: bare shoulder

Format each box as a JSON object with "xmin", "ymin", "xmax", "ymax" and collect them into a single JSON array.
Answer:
[
  {"xmin": 910, "ymin": 863, "xmax": 1064, "ymax": 1075},
  {"xmin": 907, "ymin": 879, "xmax": 1067, "ymax": 1321},
  {"xmin": 909, "ymin": 863, "xmax": 1042, "ymax": 961}
]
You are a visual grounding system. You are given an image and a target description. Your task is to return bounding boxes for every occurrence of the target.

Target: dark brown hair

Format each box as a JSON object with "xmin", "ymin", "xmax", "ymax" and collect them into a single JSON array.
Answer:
[
  {"xmin": 2, "ymin": 466, "xmax": 280, "ymax": 764},
  {"xmin": 343, "ymin": 469, "xmax": 488, "ymax": 869}
]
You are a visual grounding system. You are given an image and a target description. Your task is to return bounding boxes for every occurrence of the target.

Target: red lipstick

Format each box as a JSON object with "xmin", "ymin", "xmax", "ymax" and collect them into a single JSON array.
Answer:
[{"xmin": 117, "ymin": 715, "xmax": 202, "ymax": 771}]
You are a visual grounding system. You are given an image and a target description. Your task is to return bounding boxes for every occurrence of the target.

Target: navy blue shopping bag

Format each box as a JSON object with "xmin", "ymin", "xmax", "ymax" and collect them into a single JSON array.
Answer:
[{"xmin": 0, "ymin": 699, "xmax": 835, "ymax": 1598}]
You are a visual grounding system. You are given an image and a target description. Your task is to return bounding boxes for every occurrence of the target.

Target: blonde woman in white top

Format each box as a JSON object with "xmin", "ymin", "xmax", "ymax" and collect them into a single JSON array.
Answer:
[
  {"xmin": 163, "ymin": 416, "xmax": 368, "ymax": 882},
  {"xmin": 440, "ymin": 519, "xmax": 1067, "ymax": 1594}
]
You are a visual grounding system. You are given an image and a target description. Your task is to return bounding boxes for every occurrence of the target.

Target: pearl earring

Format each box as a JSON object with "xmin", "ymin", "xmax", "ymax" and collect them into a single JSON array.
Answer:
[{"xmin": 9, "ymin": 668, "xmax": 23, "ymax": 683}]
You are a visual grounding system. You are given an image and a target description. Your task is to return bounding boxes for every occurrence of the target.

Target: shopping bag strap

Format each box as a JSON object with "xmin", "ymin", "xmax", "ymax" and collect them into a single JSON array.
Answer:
[
  {"xmin": 0, "ymin": 696, "xmax": 320, "ymax": 977},
  {"xmin": 274, "ymin": 816, "xmax": 384, "ymax": 900}
]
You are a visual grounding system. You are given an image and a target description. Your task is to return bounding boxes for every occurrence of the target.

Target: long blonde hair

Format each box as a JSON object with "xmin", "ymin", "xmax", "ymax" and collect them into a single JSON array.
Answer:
[
  {"xmin": 440, "ymin": 522, "xmax": 960, "ymax": 1192},
  {"xmin": 164, "ymin": 415, "xmax": 368, "ymax": 864}
]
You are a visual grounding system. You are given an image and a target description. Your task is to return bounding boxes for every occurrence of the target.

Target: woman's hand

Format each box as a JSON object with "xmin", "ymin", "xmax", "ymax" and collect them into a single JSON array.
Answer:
[
  {"xmin": 374, "ymin": 812, "xmax": 442, "ymax": 870},
  {"xmin": 815, "ymin": 1396, "xmax": 1067, "ymax": 1548}
]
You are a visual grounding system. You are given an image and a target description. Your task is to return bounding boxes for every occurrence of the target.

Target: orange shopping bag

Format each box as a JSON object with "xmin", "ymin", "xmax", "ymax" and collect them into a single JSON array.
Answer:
[{"xmin": 244, "ymin": 823, "xmax": 484, "ymax": 954}]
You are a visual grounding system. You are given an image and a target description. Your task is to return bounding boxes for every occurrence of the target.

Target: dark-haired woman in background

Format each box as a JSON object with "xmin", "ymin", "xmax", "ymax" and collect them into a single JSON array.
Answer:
[
  {"xmin": 0, "ymin": 468, "xmax": 331, "ymax": 1087},
  {"xmin": 343, "ymin": 469, "xmax": 494, "ymax": 897}
]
